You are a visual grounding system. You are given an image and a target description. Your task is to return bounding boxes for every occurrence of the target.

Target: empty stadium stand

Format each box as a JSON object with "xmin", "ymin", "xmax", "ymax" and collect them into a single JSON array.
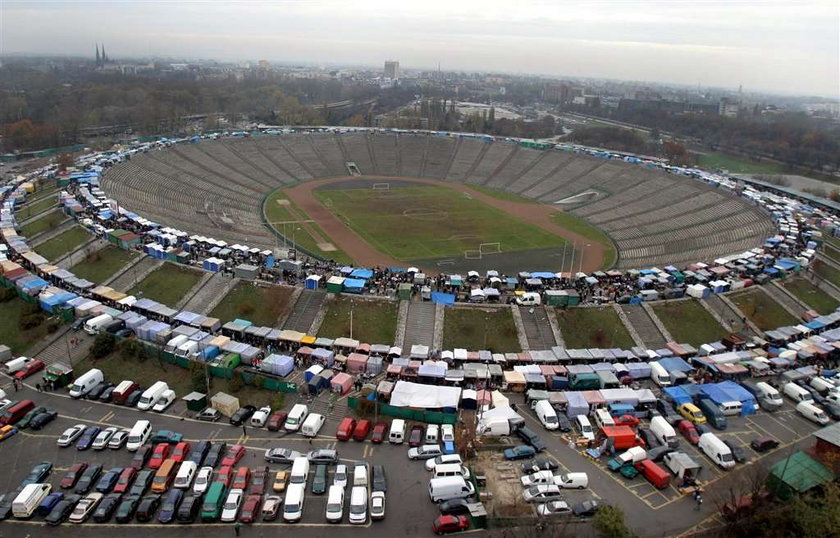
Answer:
[{"xmin": 103, "ymin": 132, "xmax": 775, "ymax": 269}]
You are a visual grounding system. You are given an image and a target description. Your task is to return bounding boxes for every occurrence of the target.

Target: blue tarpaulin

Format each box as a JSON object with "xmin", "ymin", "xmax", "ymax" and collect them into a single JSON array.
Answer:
[
  {"xmin": 658, "ymin": 357, "xmax": 693, "ymax": 373},
  {"xmin": 350, "ymin": 268, "xmax": 373, "ymax": 280},
  {"xmin": 431, "ymin": 292, "xmax": 456, "ymax": 306},
  {"xmin": 663, "ymin": 386, "xmax": 693, "ymax": 405},
  {"xmin": 343, "ymin": 278, "xmax": 365, "ymax": 293}
]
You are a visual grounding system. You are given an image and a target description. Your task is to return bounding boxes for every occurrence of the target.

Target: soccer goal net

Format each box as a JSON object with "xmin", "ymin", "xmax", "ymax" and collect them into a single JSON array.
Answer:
[{"xmin": 372, "ymin": 182, "xmax": 390, "ymax": 191}]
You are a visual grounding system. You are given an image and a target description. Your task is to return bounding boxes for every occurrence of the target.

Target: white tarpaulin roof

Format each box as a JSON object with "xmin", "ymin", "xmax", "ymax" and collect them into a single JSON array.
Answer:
[{"xmin": 389, "ymin": 380, "xmax": 462, "ymax": 409}]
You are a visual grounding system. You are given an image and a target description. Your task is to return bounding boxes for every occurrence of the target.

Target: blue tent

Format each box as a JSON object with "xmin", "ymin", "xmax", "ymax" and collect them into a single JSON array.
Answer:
[
  {"xmin": 350, "ymin": 268, "xmax": 373, "ymax": 280},
  {"xmin": 430, "ymin": 292, "xmax": 456, "ymax": 306},
  {"xmin": 662, "ymin": 386, "xmax": 693, "ymax": 405},
  {"xmin": 658, "ymin": 357, "xmax": 693, "ymax": 373},
  {"xmin": 343, "ymin": 278, "xmax": 365, "ymax": 293}
]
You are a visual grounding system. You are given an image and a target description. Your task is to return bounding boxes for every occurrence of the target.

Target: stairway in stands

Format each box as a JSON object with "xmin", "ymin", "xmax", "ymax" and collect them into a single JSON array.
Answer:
[
  {"xmin": 519, "ymin": 306, "xmax": 556, "ymax": 350},
  {"xmin": 620, "ymin": 304, "xmax": 667, "ymax": 348},
  {"xmin": 283, "ymin": 290, "xmax": 327, "ymax": 333},
  {"xmin": 403, "ymin": 302, "xmax": 437, "ymax": 349}
]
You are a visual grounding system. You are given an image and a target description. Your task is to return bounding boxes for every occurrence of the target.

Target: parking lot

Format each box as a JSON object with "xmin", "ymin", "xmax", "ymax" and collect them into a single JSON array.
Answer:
[{"xmin": 0, "ymin": 377, "xmax": 442, "ymax": 537}]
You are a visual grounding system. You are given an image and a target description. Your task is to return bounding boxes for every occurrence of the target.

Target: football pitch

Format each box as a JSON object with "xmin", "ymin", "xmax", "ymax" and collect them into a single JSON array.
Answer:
[{"xmin": 311, "ymin": 184, "xmax": 568, "ymax": 261}]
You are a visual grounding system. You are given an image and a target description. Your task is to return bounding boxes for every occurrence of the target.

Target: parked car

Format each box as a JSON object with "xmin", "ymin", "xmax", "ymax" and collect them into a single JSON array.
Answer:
[
  {"xmin": 307, "ymin": 449, "xmax": 339, "ymax": 464},
  {"xmin": 272, "ymin": 471, "xmax": 288, "ymax": 493},
  {"xmin": 29, "ymin": 410, "xmax": 58, "ymax": 430},
  {"xmin": 638, "ymin": 428, "xmax": 659, "ymax": 448},
  {"xmin": 130, "ymin": 445, "xmax": 153, "ymax": 470},
  {"xmin": 135, "ymin": 494, "xmax": 161, "ymax": 522},
  {"xmin": 312, "ymin": 464, "xmax": 328, "ymax": 495},
  {"xmin": 107, "ymin": 429, "xmax": 129, "ymax": 449},
  {"xmin": 371, "ymin": 422, "xmax": 388, "ymax": 443},
  {"xmin": 438, "ymin": 498, "xmax": 471, "ymax": 516},
  {"xmin": 723, "ymin": 440, "xmax": 749, "ymax": 463},
  {"xmin": 229, "ymin": 406, "xmax": 256, "ymax": 426},
  {"xmin": 114, "ymin": 494, "xmax": 141, "ymax": 523},
  {"xmin": 408, "ymin": 444, "xmax": 443, "ymax": 460},
  {"xmin": 370, "ymin": 490, "xmax": 385, "ymax": 520},
  {"xmin": 92, "ymin": 427, "xmax": 118, "ymax": 450},
  {"xmin": 113, "ymin": 467, "xmax": 137, "ymax": 494},
  {"xmin": 193, "ymin": 466, "xmax": 214, "ymax": 495},
  {"xmin": 232, "ymin": 467, "xmax": 251, "ymax": 491},
  {"xmin": 677, "ymin": 420, "xmax": 700, "ymax": 445},
  {"xmin": 60, "ymin": 463, "xmax": 89, "ymax": 489},
  {"xmin": 150, "ymin": 430, "xmax": 183, "ymax": 444},
  {"xmin": 266, "ymin": 411, "xmax": 287, "ymax": 431},
  {"xmin": 149, "ymin": 443, "xmax": 171, "ymax": 469},
  {"xmin": 57, "ymin": 424, "xmax": 86, "ymax": 447},
  {"xmin": 333, "ymin": 465, "xmax": 348, "ymax": 488},
  {"xmin": 221, "ymin": 445, "xmax": 246, "ymax": 467},
  {"xmin": 38, "ymin": 492, "xmax": 64, "ymax": 518},
  {"xmin": 220, "ymin": 489, "xmax": 243, "ymax": 522},
  {"xmin": 523, "ymin": 484, "xmax": 564, "ymax": 503},
  {"xmin": 408, "ymin": 425, "xmax": 424, "ymax": 447},
  {"xmin": 521, "ymin": 458, "xmax": 559, "ymax": 474},
  {"xmin": 647, "ymin": 446, "xmax": 674, "ymax": 463},
  {"xmin": 248, "ymin": 467, "xmax": 270, "ymax": 495},
  {"xmin": 537, "ymin": 500, "xmax": 573, "ymax": 517},
  {"xmin": 95, "ymin": 467, "xmax": 123, "ymax": 494},
  {"xmin": 176, "ymin": 493, "xmax": 202, "ymax": 524},
  {"xmin": 17, "ymin": 406, "xmax": 46, "ymax": 429},
  {"xmin": 372, "ymin": 465, "xmax": 387, "ymax": 492},
  {"xmin": 45, "ymin": 495, "xmax": 80, "ymax": 526},
  {"xmin": 250, "ymin": 406, "xmax": 271, "ymax": 427},
  {"xmin": 504, "ymin": 445, "xmax": 537, "ymax": 460},
  {"xmin": 216, "ymin": 466, "xmax": 234, "ymax": 488},
  {"xmin": 69, "ymin": 492, "xmax": 103, "ymax": 523},
  {"xmin": 433, "ymin": 514, "xmax": 470, "ymax": 534},
  {"xmin": 556, "ymin": 414, "xmax": 572, "ymax": 432},
  {"xmin": 188, "ymin": 441, "xmax": 211, "ymax": 466},
  {"xmin": 157, "ymin": 488, "xmax": 184, "ymax": 524},
  {"xmin": 93, "ymin": 492, "xmax": 122, "ymax": 523},
  {"xmin": 23, "ymin": 461, "xmax": 52, "ymax": 485},
  {"xmin": 0, "ymin": 425, "xmax": 18, "ymax": 441},
  {"xmin": 204, "ymin": 442, "xmax": 227, "ymax": 468},
  {"xmin": 74, "ymin": 464, "xmax": 103, "ymax": 495},
  {"xmin": 573, "ymin": 499, "xmax": 604, "ymax": 517},
  {"xmin": 76, "ymin": 426, "xmax": 102, "ymax": 450},
  {"xmin": 129, "ymin": 469, "xmax": 155, "ymax": 497},
  {"xmin": 261, "ymin": 494, "xmax": 282, "ymax": 521},
  {"xmin": 751, "ymin": 437, "xmax": 779, "ymax": 453},
  {"xmin": 14, "ymin": 359, "xmax": 45, "ymax": 380},
  {"xmin": 264, "ymin": 448, "xmax": 302, "ymax": 464},
  {"xmin": 196, "ymin": 407, "xmax": 221, "ymax": 422},
  {"xmin": 239, "ymin": 494, "xmax": 261, "ymax": 523},
  {"xmin": 171, "ymin": 441, "xmax": 192, "ymax": 463},
  {"xmin": 516, "ymin": 426, "xmax": 546, "ymax": 452}
]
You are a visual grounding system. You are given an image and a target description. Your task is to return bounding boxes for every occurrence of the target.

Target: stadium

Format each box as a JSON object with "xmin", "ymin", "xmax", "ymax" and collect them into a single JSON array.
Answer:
[{"xmin": 102, "ymin": 130, "xmax": 776, "ymax": 273}]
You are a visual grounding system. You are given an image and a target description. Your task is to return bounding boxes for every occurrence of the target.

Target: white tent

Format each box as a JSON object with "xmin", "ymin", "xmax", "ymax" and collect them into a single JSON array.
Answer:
[{"xmin": 389, "ymin": 381, "xmax": 461, "ymax": 409}]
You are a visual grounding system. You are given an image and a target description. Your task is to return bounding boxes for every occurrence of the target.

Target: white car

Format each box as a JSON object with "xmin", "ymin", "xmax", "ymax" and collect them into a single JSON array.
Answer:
[
  {"xmin": 523, "ymin": 485, "xmax": 564, "ymax": 503},
  {"xmin": 57, "ymin": 424, "xmax": 87, "ymax": 447},
  {"xmin": 554, "ymin": 472, "xmax": 589, "ymax": 489},
  {"xmin": 250, "ymin": 406, "xmax": 271, "ymax": 427},
  {"xmin": 69, "ymin": 492, "xmax": 103, "ymax": 523},
  {"xmin": 441, "ymin": 424, "xmax": 455, "ymax": 443},
  {"xmin": 220, "ymin": 488, "xmax": 244, "ymax": 522},
  {"xmin": 520, "ymin": 470, "xmax": 554, "ymax": 487},
  {"xmin": 193, "ymin": 466, "xmax": 214, "ymax": 495},
  {"xmin": 325, "ymin": 484, "xmax": 345, "ymax": 523},
  {"xmin": 107, "ymin": 430, "xmax": 129, "ymax": 449},
  {"xmin": 333, "ymin": 464, "xmax": 348, "ymax": 488},
  {"xmin": 537, "ymin": 500, "xmax": 573, "ymax": 517},
  {"xmin": 92, "ymin": 427, "xmax": 118, "ymax": 450},
  {"xmin": 370, "ymin": 491, "xmax": 386, "ymax": 520},
  {"xmin": 407, "ymin": 444, "xmax": 442, "ymax": 460},
  {"xmin": 425, "ymin": 454, "xmax": 462, "ymax": 472}
]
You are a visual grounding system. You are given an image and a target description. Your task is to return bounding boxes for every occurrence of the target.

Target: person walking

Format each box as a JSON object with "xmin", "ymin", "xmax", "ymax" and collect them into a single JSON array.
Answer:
[
  {"xmin": 693, "ymin": 489, "xmax": 703, "ymax": 510},
  {"xmin": 12, "ymin": 379, "xmax": 18, "ymax": 392},
  {"xmin": 234, "ymin": 521, "xmax": 241, "ymax": 536},
  {"xmin": 35, "ymin": 383, "xmax": 42, "ymax": 392},
  {"xmin": 241, "ymin": 425, "xmax": 247, "ymax": 438}
]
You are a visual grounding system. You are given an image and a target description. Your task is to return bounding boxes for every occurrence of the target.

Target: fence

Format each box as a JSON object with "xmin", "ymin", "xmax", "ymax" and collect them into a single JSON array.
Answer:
[{"xmin": 347, "ymin": 396, "xmax": 457, "ymax": 424}]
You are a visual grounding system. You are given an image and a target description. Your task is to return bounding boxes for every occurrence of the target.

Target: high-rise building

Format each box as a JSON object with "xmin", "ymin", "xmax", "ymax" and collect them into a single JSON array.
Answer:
[{"xmin": 384, "ymin": 60, "xmax": 399, "ymax": 80}]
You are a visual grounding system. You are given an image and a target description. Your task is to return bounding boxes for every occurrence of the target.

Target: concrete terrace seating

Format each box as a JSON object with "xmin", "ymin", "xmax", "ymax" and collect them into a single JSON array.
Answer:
[{"xmin": 103, "ymin": 132, "xmax": 775, "ymax": 270}]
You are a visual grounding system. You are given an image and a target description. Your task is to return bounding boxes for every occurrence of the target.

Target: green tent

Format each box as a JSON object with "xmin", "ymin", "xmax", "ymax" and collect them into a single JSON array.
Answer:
[{"xmin": 767, "ymin": 451, "xmax": 834, "ymax": 500}]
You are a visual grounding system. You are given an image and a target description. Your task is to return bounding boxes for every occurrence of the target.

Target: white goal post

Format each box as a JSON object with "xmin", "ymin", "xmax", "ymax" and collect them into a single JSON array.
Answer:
[
  {"xmin": 372, "ymin": 182, "xmax": 390, "ymax": 191},
  {"xmin": 479, "ymin": 242, "xmax": 501, "ymax": 254},
  {"xmin": 464, "ymin": 249, "xmax": 482, "ymax": 260}
]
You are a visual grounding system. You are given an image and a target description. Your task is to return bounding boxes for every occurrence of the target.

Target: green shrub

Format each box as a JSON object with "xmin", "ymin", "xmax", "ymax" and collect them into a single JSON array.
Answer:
[
  {"xmin": 228, "ymin": 370, "xmax": 243, "ymax": 393},
  {"xmin": 594, "ymin": 505, "xmax": 634, "ymax": 538},
  {"xmin": 91, "ymin": 332, "xmax": 116, "ymax": 359}
]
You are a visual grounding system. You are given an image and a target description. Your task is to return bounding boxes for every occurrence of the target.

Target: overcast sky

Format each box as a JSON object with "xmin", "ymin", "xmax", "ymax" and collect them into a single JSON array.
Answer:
[{"xmin": 2, "ymin": 0, "xmax": 838, "ymax": 97}]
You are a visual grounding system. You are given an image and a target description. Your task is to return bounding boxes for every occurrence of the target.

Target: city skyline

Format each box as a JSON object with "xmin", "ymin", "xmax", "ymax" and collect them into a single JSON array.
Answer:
[{"xmin": 1, "ymin": 0, "xmax": 838, "ymax": 98}]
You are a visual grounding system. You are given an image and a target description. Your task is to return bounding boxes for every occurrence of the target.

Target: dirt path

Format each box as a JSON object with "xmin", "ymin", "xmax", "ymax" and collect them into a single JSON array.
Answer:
[{"xmin": 283, "ymin": 176, "xmax": 608, "ymax": 273}]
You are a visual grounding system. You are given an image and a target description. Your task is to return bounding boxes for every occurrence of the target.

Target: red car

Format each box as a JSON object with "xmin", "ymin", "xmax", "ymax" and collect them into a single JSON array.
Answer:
[
  {"xmin": 238, "ymin": 494, "xmax": 261, "ymax": 523},
  {"xmin": 248, "ymin": 467, "xmax": 270, "ymax": 495},
  {"xmin": 149, "ymin": 442, "xmax": 171, "ymax": 470},
  {"xmin": 678, "ymin": 420, "xmax": 700, "ymax": 445},
  {"xmin": 216, "ymin": 465, "xmax": 234, "ymax": 488},
  {"xmin": 371, "ymin": 422, "xmax": 388, "ymax": 444},
  {"xmin": 353, "ymin": 419, "xmax": 372, "ymax": 441},
  {"xmin": 221, "ymin": 445, "xmax": 246, "ymax": 467},
  {"xmin": 433, "ymin": 515, "xmax": 470, "ymax": 534},
  {"xmin": 60, "ymin": 462, "xmax": 88, "ymax": 489},
  {"xmin": 266, "ymin": 412, "xmax": 288, "ymax": 432},
  {"xmin": 14, "ymin": 359, "xmax": 45, "ymax": 380},
  {"xmin": 171, "ymin": 441, "xmax": 192, "ymax": 463},
  {"xmin": 232, "ymin": 466, "xmax": 251, "ymax": 490},
  {"xmin": 409, "ymin": 425, "xmax": 424, "ymax": 447},
  {"xmin": 113, "ymin": 467, "xmax": 137, "ymax": 493},
  {"xmin": 614, "ymin": 414, "xmax": 640, "ymax": 428},
  {"xmin": 336, "ymin": 417, "xmax": 356, "ymax": 441}
]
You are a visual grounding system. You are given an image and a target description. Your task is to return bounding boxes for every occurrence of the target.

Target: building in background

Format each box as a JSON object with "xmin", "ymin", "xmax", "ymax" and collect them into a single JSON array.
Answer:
[{"xmin": 384, "ymin": 60, "xmax": 400, "ymax": 80}]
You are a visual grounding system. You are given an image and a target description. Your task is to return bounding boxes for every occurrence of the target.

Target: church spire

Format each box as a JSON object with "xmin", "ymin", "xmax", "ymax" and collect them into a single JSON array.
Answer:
[{"xmin": 96, "ymin": 43, "xmax": 101, "ymax": 66}]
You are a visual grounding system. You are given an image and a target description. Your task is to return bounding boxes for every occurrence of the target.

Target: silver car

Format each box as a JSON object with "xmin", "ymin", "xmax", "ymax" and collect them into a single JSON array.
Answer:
[
  {"xmin": 264, "ymin": 448, "xmax": 302, "ymax": 464},
  {"xmin": 92, "ymin": 427, "xmax": 118, "ymax": 450},
  {"xmin": 307, "ymin": 449, "xmax": 338, "ymax": 464}
]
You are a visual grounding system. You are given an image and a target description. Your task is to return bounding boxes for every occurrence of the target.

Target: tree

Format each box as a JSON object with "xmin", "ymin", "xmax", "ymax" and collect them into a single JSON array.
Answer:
[
  {"xmin": 228, "ymin": 370, "xmax": 243, "ymax": 393},
  {"xmin": 593, "ymin": 505, "xmax": 634, "ymax": 538},
  {"xmin": 190, "ymin": 362, "xmax": 208, "ymax": 393},
  {"xmin": 91, "ymin": 333, "xmax": 116, "ymax": 359}
]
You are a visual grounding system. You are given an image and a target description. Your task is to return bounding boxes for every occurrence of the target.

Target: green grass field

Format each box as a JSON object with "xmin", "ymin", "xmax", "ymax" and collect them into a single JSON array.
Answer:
[
  {"xmin": 696, "ymin": 152, "xmax": 787, "ymax": 175},
  {"xmin": 313, "ymin": 185, "xmax": 568, "ymax": 261},
  {"xmin": 34, "ymin": 226, "xmax": 92, "ymax": 261},
  {"xmin": 813, "ymin": 260, "xmax": 840, "ymax": 289},
  {"xmin": 729, "ymin": 288, "xmax": 798, "ymax": 331},
  {"xmin": 69, "ymin": 246, "xmax": 140, "ymax": 284},
  {"xmin": 15, "ymin": 196, "xmax": 57, "ymax": 218},
  {"xmin": 549, "ymin": 211, "xmax": 617, "ymax": 268},
  {"xmin": 442, "ymin": 307, "xmax": 520, "ymax": 353},
  {"xmin": 0, "ymin": 297, "xmax": 54, "ymax": 354},
  {"xmin": 317, "ymin": 297, "xmax": 398, "ymax": 343},
  {"xmin": 781, "ymin": 277, "xmax": 839, "ymax": 314},
  {"xmin": 20, "ymin": 210, "xmax": 67, "ymax": 238},
  {"xmin": 128, "ymin": 264, "xmax": 204, "ymax": 305},
  {"xmin": 554, "ymin": 306, "xmax": 634, "ymax": 348},
  {"xmin": 466, "ymin": 185, "xmax": 538, "ymax": 204},
  {"xmin": 651, "ymin": 300, "xmax": 729, "ymax": 346},
  {"xmin": 822, "ymin": 244, "xmax": 840, "ymax": 264},
  {"xmin": 264, "ymin": 190, "xmax": 352, "ymax": 264},
  {"xmin": 210, "ymin": 282, "xmax": 295, "ymax": 327}
]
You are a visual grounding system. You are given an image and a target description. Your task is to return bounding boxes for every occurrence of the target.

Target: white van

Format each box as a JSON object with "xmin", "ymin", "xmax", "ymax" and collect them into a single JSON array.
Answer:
[
  {"xmin": 718, "ymin": 401, "xmax": 743, "ymax": 416},
  {"xmin": 575, "ymin": 415, "xmax": 595, "ymax": 441},
  {"xmin": 515, "ymin": 292, "xmax": 542, "ymax": 306},
  {"xmin": 755, "ymin": 382, "xmax": 784, "ymax": 409},
  {"xmin": 84, "ymin": 314, "xmax": 113, "ymax": 335},
  {"xmin": 325, "ymin": 484, "xmax": 345, "ymax": 523},
  {"xmin": 301, "ymin": 413, "xmax": 326, "ymax": 437},
  {"xmin": 137, "ymin": 381, "xmax": 168, "ymax": 411},
  {"xmin": 796, "ymin": 401, "xmax": 830, "ymax": 425},
  {"xmin": 650, "ymin": 362, "xmax": 672, "ymax": 387},
  {"xmin": 126, "ymin": 419, "xmax": 152, "ymax": 451},
  {"xmin": 3, "ymin": 357, "xmax": 32, "ymax": 375},
  {"xmin": 12, "ymin": 483, "xmax": 51, "ymax": 519},
  {"xmin": 353, "ymin": 462, "xmax": 368, "ymax": 487},
  {"xmin": 174, "ymin": 461, "xmax": 198, "ymax": 489},
  {"xmin": 175, "ymin": 341, "xmax": 198, "ymax": 359},
  {"xmin": 554, "ymin": 472, "xmax": 589, "ymax": 489},
  {"xmin": 289, "ymin": 457, "xmax": 310, "ymax": 486},
  {"xmin": 534, "ymin": 400, "xmax": 559, "ymax": 430},
  {"xmin": 810, "ymin": 376, "xmax": 835, "ymax": 395},
  {"xmin": 428, "ymin": 476, "xmax": 475, "ymax": 503},
  {"xmin": 783, "ymin": 382, "xmax": 813, "ymax": 403},
  {"xmin": 284, "ymin": 404, "xmax": 308, "ymax": 432},
  {"xmin": 348, "ymin": 486, "xmax": 368, "ymax": 525},
  {"xmin": 69, "ymin": 368, "xmax": 104, "ymax": 399},
  {"xmin": 425, "ymin": 424, "xmax": 439, "ymax": 444},
  {"xmin": 152, "ymin": 389, "xmax": 176, "ymax": 412},
  {"xmin": 593, "ymin": 409, "xmax": 615, "ymax": 430},
  {"xmin": 432, "ymin": 463, "xmax": 470, "ymax": 480},
  {"xmin": 389, "ymin": 419, "xmax": 405, "ymax": 444},
  {"xmin": 164, "ymin": 335, "xmax": 189, "ymax": 354},
  {"xmin": 283, "ymin": 484, "xmax": 305, "ymax": 523},
  {"xmin": 650, "ymin": 416, "xmax": 679, "ymax": 448},
  {"xmin": 698, "ymin": 433, "xmax": 735, "ymax": 469}
]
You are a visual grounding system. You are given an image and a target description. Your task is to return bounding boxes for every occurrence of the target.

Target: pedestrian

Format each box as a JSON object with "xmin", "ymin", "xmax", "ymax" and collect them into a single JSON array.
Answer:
[
  {"xmin": 234, "ymin": 521, "xmax": 241, "ymax": 536},
  {"xmin": 242, "ymin": 424, "xmax": 247, "ymax": 437},
  {"xmin": 35, "ymin": 383, "xmax": 42, "ymax": 392},
  {"xmin": 693, "ymin": 489, "xmax": 703, "ymax": 511},
  {"xmin": 12, "ymin": 379, "xmax": 18, "ymax": 392}
]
